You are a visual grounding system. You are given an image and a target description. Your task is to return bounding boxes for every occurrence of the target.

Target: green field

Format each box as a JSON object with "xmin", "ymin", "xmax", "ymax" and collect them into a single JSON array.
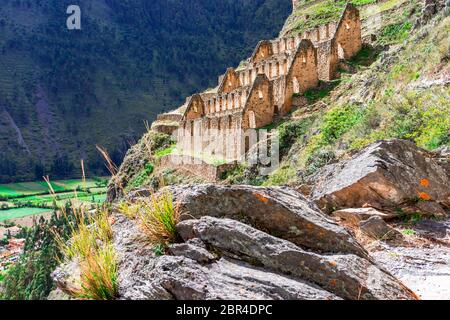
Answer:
[
  {"xmin": 13, "ymin": 190, "xmax": 107, "ymax": 207},
  {"xmin": 0, "ymin": 178, "xmax": 108, "ymax": 200},
  {"xmin": 0, "ymin": 207, "xmax": 52, "ymax": 222},
  {"xmin": 0, "ymin": 178, "xmax": 109, "ymax": 224}
]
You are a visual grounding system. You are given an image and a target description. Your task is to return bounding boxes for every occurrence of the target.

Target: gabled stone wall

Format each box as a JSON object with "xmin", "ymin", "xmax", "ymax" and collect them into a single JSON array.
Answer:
[
  {"xmin": 155, "ymin": 4, "xmax": 362, "ymax": 168},
  {"xmin": 283, "ymin": 39, "xmax": 319, "ymax": 115}
]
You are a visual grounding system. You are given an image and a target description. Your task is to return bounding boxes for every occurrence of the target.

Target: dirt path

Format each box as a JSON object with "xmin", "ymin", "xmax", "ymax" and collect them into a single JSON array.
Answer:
[{"xmin": 369, "ymin": 218, "xmax": 450, "ymax": 300}]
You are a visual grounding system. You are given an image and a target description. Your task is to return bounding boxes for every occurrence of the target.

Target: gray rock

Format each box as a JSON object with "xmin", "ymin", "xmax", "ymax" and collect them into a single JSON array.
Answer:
[
  {"xmin": 47, "ymin": 288, "xmax": 73, "ymax": 300},
  {"xmin": 111, "ymin": 214, "xmax": 173, "ymax": 300},
  {"xmin": 168, "ymin": 241, "xmax": 217, "ymax": 263},
  {"xmin": 51, "ymin": 259, "xmax": 82, "ymax": 296},
  {"xmin": 310, "ymin": 139, "xmax": 449, "ymax": 216},
  {"xmin": 164, "ymin": 184, "xmax": 367, "ymax": 258},
  {"xmin": 359, "ymin": 216, "xmax": 402, "ymax": 240},
  {"xmin": 112, "ymin": 213, "xmax": 339, "ymax": 300},
  {"xmin": 332, "ymin": 208, "xmax": 397, "ymax": 225},
  {"xmin": 177, "ymin": 216, "xmax": 417, "ymax": 300},
  {"xmin": 145, "ymin": 256, "xmax": 341, "ymax": 300}
]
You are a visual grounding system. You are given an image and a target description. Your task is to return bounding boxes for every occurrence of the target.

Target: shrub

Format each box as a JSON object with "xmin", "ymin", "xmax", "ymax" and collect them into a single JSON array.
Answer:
[
  {"xmin": 128, "ymin": 163, "xmax": 154, "ymax": 189},
  {"xmin": 56, "ymin": 209, "xmax": 118, "ymax": 300},
  {"xmin": 305, "ymin": 149, "xmax": 336, "ymax": 175},
  {"xmin": 278, "ymin": 117, "xmax": 315, "ymax": 157},
  {"xmin": 138, "ymin": 192, "xmax": 181, "ymax": 246},
  {"xmin": 378, "ymin": 22, "xmax": 412, "ymax": 45},
  {"xmin": 78, "ymin": 244, "xmax": 118, "ymax": 300},
  {"xmin": 320, "ymin": 104, "xmax": 366, "ymax": 144}
]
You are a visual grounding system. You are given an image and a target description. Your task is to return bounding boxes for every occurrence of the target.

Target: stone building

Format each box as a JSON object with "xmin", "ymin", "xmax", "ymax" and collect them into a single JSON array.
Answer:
[{"xmin": 152, "ymin": 4, "xmax": 362, "ymax": 164}]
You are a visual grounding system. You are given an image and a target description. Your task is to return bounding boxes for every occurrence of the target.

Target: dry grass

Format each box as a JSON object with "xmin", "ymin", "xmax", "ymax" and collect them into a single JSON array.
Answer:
[
  {"xmin": 45, "ymin": 173, "xmax": 118, "ymax": 300},
  {"xmin": 78, "ymin": 244, "xmax": 118, "ymax": 300},
  {"xmin": 117, "ymin": 201, "xmax": 139, "ymax": 220},
  {"xmin": 138, "ymin": 192, "xmax": 181, "ymax": 245},
  {"xmin": 118, "ymin": 192, "xmax": 181, "ymax": 246},
  {"xmin": 54, "ymin": 207, "xmax": 118, "ymax": 300}
]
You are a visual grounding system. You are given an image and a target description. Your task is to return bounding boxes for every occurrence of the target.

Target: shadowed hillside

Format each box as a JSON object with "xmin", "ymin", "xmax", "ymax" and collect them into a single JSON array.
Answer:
[{"xmin": 0, "ymin": 0, "xmax": 291, "ymax": 182}]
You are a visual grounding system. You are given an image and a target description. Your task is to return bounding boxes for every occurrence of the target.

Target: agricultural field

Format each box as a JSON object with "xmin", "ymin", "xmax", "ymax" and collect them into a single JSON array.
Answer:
[
  {"xmin": 0, "ymin": 207, "xmax": 52, "ymax": 223},
  {"xmin": 0, "ymin": 178, "xmax": 108, "ymax": 200},
  {"xmin": 0, "ymin": 178, "xmax": 109, "ymax": 224}
]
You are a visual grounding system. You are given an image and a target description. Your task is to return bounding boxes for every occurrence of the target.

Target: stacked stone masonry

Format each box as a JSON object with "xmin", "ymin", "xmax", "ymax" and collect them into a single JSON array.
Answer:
[{"xmin": 153, "ymin": 4, "xmax": 362, "ymax": 162}]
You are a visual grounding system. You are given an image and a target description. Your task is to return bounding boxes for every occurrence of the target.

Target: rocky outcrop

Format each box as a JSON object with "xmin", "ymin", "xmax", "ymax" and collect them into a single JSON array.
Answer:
[
  {"xmin": 310, "ymin": 139, "xmax": 449, "ymax": 217},
  {"xmin": 107, "ymin": 131, "xmax": 172, "ymax": 201},
  {"xmin": 159, "ymin": 184, "xmax": 367, "ymax": 258},
  {"xmin": 332, "ymin": 208, "xmax": 397, "ymax": 225},
  {"xmin": 51, "ymin": 259, "xmax": 82, "ymax": 297},
  {"xmin": 112, "ymin": 212, "xmax": 417, "ymax": 300},
  {"xmin": 52, "ymin": 182, "xmax": 420, "ymax": 300},
  {"xmin": 359, "ymin": 216, "xmax": 402, "ymax": 240},
  {"xmin": 177, "ymin": 217, "xmax": 415, "ymax": 300}
]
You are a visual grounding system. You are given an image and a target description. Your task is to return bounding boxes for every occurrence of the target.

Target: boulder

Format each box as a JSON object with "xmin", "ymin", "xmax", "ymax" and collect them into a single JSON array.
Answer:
[
  {"xmin": 112, "ymin": 212, "xmax": 339, "ymax": 300},
  {"xmin": 47, "ymin": 288, "xmax": 73, "ymax": 300},
  {"xmin": 310, "ymin": 139, "xmax": 449, "ymax": 217},
  {"xmin": 359, "ymin": 216, "xmax": 402, "ymax": 240},
  {"xmin": 51, "ymin": 259, "xmax": 82, "ymax": 297},
  {"xmin": 332, "ymin": 207, "xmax": 397, "ymax": 225},
  {"xmin": 142, "ymin": 256, "xmax": 341, "ymax": 300},
  {"xmin": 176, "ymin": 216, "xmax": 417, "ymax": 300},
  {"xmin": 164, "ymin": 184, "xmax": 367, "ymax": 258},
  {"xmin": 168, "ymin": 240, "xmax": 217, "ymax": 264}
]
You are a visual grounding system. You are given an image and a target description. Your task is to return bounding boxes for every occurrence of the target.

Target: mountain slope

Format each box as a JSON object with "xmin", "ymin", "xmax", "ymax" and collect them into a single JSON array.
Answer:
[{"xmin": 0, "ymin": 0, "xmax": 292, "ymax": 182}]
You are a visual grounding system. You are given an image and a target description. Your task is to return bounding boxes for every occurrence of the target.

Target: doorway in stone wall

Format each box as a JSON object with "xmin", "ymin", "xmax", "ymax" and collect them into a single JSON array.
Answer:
[
  {"xmin": 293, "ymin": 77, "xmax": 300, "ymax": 94},
  {"xmin": 249, "ymin": 111, "xmax": 256, "ymax": 129},
  {"xmin": 338, "ymin": 43, "xmax": 345, "ymax": 60}
]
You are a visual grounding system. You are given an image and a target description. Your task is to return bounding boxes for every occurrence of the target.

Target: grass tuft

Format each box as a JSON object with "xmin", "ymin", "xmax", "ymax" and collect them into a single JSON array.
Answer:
[
  {"xmin": 138, "ymin": 192, "xmax": 181, "ymax": 246},
  {"xmin": 79, "ymin": 244, "xmax": 118, "ymax": 300}
]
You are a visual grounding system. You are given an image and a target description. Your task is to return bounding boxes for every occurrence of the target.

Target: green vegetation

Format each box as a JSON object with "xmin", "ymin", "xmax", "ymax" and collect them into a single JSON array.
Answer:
[
  {"xmin": 266, "ymin": 1, "xmax": 447, "ymax": 186},
  {"xmin": 378, "ymin": 22, "xmax": 412, "ymax": 45},
  {"xmin": 320, "ymin": 104, "xmax": 366, "ymax": 145},
  {"xmin": 127, "ymin": 163, "xmax": 155, "ymax": 190},
  {"xmin": 0, "ymin": 0, "xmax": 291, "ymax": 182},
  {"xmin": 402, "ymin": 229, "xmax": 416, "ymax": 235},
  {"xmin": 288, "ymin": 0, "xmax": 375, "ymax": 35},
  {"xmin": 1, "ymin": 209, "xmax": 80, "ymax": 300},
  {"xmin": 279, "ymin": 116, "xmax": 316, "ymax": 157},
  {"xmin": 0, "ymin": 207, "xmax": 52, "ymax": 222},
  {"xmin": 302, "ymin": 83, "xmax": 338, "ymax": 102},
  {"xmin": 119, "ymin": 192, "xmax": 181, "ymax": 251},
  {"xmin": 56, "ymin": 209, "xmax": 118, "ymax": 300},
  {"xmin": 154, "ymin": 145, "xmax": 177, "ymax": 158},
  {"xmin": 0, "ymin": 178, "xmax": 108, "ymax": 224},
  {"xmin": 137, "ymin": 192, "xmax": 181, "ymax": 248},
  {"xmin": 284, "ymin": 0, "xmax": 409, "ymax": 36},
  {"xmin": 0, "ymin": 178, "xmax": 107, "ymax": 200}
]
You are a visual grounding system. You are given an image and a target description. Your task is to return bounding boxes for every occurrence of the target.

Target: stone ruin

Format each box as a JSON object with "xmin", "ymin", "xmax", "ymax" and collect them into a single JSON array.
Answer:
[{"xmin": 152, "ymin": 4, "xmax": 362, "ymax": 170}]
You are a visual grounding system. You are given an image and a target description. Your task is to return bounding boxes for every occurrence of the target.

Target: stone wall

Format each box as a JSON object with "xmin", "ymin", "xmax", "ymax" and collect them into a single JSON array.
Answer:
[
  {"xmin": 242, "ymin": 74, "xmax": 273, "ymax": 129},
  {"xmin": 218, "ymin": 68, "xmax": 242, "ymax": 93},
  {"xmin": 316, "ymin": 40, "xmax": 338, "ymax": 81},
  {"xmin": 157, "ymin": 5, "xmax": 362, "ymax": 174},
  {"xmin": 185, "ymin": 94, "xmax": 206, "ymax": 120},
  {"xmin": 334, "ymin": 4, "xmax": 362, "ymax": 60},
  {"xmin": 283, "ymin": 39, "xmax": 319, "ymax": 114},
  {"xmin": 159, "ymin": 154, "xmax": 237, "ymax": 180},
  {"xmin": 251, "ymin": 40, "xmax": 274, "ymax": 63}
]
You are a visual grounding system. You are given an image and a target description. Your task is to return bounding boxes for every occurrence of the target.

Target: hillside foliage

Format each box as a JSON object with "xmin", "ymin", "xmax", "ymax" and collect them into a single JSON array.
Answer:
[{"xmin": 0, "ymin": 0, "xmax": 291, "ymax": 183}]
